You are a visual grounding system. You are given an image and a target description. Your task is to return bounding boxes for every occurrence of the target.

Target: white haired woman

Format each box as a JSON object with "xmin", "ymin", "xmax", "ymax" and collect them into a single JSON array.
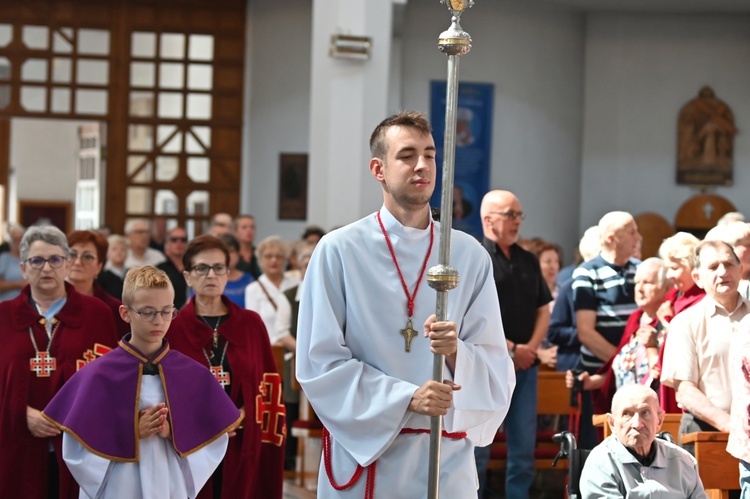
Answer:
[{"xmin": 244, "ymin": 236, "xmax": 299, "ymax": 350}]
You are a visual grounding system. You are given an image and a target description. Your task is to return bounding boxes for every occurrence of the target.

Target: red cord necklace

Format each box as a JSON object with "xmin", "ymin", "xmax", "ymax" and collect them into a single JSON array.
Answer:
[{"xmin": 376, "ymin": 210, "xmax": 434, "ymax": 352}]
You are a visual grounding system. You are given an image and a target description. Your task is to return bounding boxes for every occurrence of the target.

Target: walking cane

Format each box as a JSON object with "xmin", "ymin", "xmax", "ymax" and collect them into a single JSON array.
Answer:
[{"xmin": 426, "ymin": 2, "xmax": 474, "ymax": 497}]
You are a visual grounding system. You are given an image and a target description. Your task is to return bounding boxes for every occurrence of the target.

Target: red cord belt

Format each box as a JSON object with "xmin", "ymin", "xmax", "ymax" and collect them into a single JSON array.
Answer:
[{"xmin": 322, "ymin": 426, "xmax": 468, "ymax": 499}]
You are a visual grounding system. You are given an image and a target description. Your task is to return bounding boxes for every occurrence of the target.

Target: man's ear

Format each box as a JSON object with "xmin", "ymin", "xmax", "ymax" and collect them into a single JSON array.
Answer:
[
  {"xmin": 692, "ymin": 268, "xmax": 703, "ymax": 289},
  {"xmin": 656, "ymin": 409, "xmax": 665, "ymax": 431},
  {"xmin": 370, "ymin": 157, "xmax": 384, "ymax": 181},
  {"xmin": 606, "ymin": 413, "xmax": 615, "ymax": 432}
]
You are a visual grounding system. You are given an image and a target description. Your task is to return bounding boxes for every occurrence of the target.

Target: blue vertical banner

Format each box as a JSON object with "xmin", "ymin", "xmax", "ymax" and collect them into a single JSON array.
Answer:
[{"xmin": 430, "ymin": 81, "xmax": 494, "ymax": 239}]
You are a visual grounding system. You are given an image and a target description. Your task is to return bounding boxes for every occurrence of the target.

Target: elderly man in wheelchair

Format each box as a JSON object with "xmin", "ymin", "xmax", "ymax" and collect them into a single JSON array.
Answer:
[{"xmin": 554, "ymin": 384, "xmax": 707, "ymax": 498}]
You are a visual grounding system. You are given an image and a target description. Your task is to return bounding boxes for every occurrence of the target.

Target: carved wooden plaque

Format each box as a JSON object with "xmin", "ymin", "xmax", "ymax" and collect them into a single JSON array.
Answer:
[{"xmin": 677, "ymin": 86, "xmax": 736, "ymax": 186}]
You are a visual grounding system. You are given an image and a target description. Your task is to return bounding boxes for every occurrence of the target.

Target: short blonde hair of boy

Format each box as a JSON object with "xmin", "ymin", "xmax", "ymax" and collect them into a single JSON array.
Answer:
[
  {"xmin": 122, "ymin": 265, "xmax": 174, "ymax": 305},
  {"xmin": 658, "ymin": 232, "xmax": 700, "ymax": 269}
]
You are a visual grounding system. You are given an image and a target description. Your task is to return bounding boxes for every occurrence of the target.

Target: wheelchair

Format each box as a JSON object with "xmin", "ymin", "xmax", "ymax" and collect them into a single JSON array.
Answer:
[{"xmin": 551, "ymin": 430, "xmax": 675, "ymax": 499}]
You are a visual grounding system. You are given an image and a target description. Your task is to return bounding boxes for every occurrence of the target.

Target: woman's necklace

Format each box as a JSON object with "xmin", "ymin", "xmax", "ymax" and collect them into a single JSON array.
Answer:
[
  {"xmin": 202, "ymin": 340, "xmax": 230, "ymax": 387},
  {"xmin": 29, "ymin": 319, "xmax": 60, "ymax": 377},
  {"xmin": 199, "ymin": 315, "xmax": 223, "ymax": 348}
]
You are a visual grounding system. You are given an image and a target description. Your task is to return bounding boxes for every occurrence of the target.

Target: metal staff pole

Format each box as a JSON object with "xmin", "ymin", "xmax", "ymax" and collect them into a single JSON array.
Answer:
[{"xmin": 426, "ymin": 2, "xmax": 473, "ymax": 498}]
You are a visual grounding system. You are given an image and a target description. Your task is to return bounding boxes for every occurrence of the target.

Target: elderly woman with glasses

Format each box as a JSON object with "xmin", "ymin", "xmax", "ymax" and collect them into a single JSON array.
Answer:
[
  {"xmin": 244, "ymin": 235, "xmax": 299, "ymax": 351},
  {"xmin": 67, "ymin": 230, "xmax": 130, "ymax": 338},
  {"xmin": 0, "ymin": 225, "xmax": 118, "ymax": 498},
  {"xmin": 167, "ymin": 235, "xmax": 285, "ymax": 499}
]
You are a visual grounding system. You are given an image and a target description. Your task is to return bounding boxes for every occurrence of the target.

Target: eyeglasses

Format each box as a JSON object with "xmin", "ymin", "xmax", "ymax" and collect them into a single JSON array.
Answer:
[
  {"xmin": 69, "ymin": 252, "xmax": 97, "ymax": 264},
  {"xmin": 127, "ymin": 306, "xmax": 177, "ymax": 322},
  {"xmin": 190, "ymin": 264, "xmax": 228, "ymax": 276},
  {"xmin": 26, "ymin": 255, "xmax": 67, "ymax": 269},
  {"xmin": 488, "ymin": 210, "xmax": 526, "ymax": 221},
  {"xmin": 168, "ymin": 236, "xmax": 188, "ymax": 243}
]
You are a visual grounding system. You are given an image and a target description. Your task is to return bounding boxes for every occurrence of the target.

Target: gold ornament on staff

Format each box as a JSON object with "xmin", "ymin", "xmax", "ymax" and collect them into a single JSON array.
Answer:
[{"xmin": 426, "ymin": 1, "xmax": 473, "ymax": 498}]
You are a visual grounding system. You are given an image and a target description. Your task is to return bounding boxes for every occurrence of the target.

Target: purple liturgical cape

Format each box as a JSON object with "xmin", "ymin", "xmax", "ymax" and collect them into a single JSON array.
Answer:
[{"xmin": 42, "ymin": 336, "xmax": 242, "ymax": 461}]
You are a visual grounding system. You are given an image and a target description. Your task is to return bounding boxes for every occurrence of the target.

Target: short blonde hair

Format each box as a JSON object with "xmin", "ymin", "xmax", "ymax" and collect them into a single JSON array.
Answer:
[
  {"xmin": 658, "ymin": 232, "xmax": 700, "ymax": 269},
  {"xmin": 256, "ymin": 235, "xmax": 291, "ymax": 260},
  {"xmin": 122, "ymin": 266, "xmax": 174, "ymax": 305}
]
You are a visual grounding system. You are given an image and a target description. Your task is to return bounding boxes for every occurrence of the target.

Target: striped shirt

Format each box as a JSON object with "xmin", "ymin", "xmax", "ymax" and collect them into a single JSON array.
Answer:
[{"xmin": 572, "ymin": 254, "xmax": 639, "ymax": 372}]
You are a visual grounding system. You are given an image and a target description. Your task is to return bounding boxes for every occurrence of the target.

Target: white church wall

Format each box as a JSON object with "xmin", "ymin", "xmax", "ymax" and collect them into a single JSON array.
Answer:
[
  {"xmin": 243, "ymin": 0, "xmax": 312, "ymax": 243},
  {"xmin": 11, "ymin": 118, "xmax": 79, "ymax": 221},
  {"xmin": 400, "ymin": 1, "xmax": 586, "ymax": 260},
  {"xmin": 580, "ymin": 13, "xmax": 750, "ymax": 233}
]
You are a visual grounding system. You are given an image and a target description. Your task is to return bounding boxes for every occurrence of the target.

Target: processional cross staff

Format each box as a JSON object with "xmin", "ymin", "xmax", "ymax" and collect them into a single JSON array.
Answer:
[{"xmin": 426, "ymin": 1, "xmax": 474, "ymax": 498}]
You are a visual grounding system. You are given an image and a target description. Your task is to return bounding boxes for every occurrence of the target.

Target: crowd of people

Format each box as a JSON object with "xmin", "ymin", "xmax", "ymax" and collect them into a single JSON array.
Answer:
[
  {"xmin": 496, "ymin": 209, "xmax": 750, "ymax": 498},
  {"xmin": 0, "ymin": 215, "xmax": 324, "ymax": 498},
  {"xmin": 1, "ymin": 110, "xmax": 749, "ymax": 498}
]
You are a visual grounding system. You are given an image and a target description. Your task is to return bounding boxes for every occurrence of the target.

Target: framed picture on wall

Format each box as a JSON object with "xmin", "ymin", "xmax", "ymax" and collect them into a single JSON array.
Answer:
[
  {"xmin": 278, "ymin": 153, "xmax": 308, "ymax": 220},
  {"xmin": 19, "ymin": 200, "xmax": 72, "ymax": 234}
]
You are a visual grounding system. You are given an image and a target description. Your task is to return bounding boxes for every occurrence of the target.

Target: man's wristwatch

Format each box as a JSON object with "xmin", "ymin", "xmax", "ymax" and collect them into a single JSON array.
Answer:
[{"xmin": 509, "ymin": 342, "xmax": 517, "ymax": 359}]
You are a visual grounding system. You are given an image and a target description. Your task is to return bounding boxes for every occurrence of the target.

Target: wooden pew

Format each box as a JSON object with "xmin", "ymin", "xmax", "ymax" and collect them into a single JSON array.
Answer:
[
  {"xmin": 489, "ymin": 370, "xmax": 571, "ymax": 470},
  {"xmin": 593, "ymin": 412, "xmax": 682, "ymax": 441},
  {"xmin": 681, "ymin": 432, "xmax": 739, "ymax": 499}
]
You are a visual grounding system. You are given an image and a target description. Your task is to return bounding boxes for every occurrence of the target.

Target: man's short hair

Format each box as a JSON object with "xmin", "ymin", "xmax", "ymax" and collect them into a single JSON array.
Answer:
[
  {"xmin": 717, "ymin": 211, "xmax": 745, "ymax": 225},
  {"xmin": 20, "ymin": 225, "xmax": 70, "ymax": 261},
  {"xmin": 693, "ymin": 239, "xmax": 740, "ymax": 270},
  {"xmin": 369, "ymin": 111, "xmax": 432, "ymax": 159},
  {"xmin": 598, "ymin": 211, "xmax": 633, "ymax": 248},
  {"xmin": 302, "ymin": 225, "xmax": 326, "ymax": 241},
  {"xmin": 219, "ymin": 233, "xmax": 240, "ymax": 252},
  {"xmin": 658, "ymin": 232, "xmax": 700, "ymax": 269},
  {"xmin": 124, "ymin": 218, "xmax": 150, "ymax": 234},
  {"xmin": 578, "ymin": 226, "xmax": 601, "ymax": 262},
  {"xmin": 637, "ymin": 257, "xmax": 668, "ymax": 288},
  {"xmin": 122, "ymin": 265, "xmax": 173, "ymax": 305},
  {"xmin": 704, "ymin": 221, "xmax": 750, "ymax": 247},
  {"xmin": 210, "ymin": 213, "xmax": 233, "ymax": 231},
  {"xmin": 610, "ymin": 384, "xmax": 661, "ymax": 416},
  {"xmin": 234, "ymin": 214, "xmax": 254, "ymax": 224}
]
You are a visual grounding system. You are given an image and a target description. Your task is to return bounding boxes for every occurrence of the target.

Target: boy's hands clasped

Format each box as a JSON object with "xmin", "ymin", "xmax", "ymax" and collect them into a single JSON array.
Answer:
[{"xmin": 139, "ymin": 403, "xmax": 170, "ymax": 439}]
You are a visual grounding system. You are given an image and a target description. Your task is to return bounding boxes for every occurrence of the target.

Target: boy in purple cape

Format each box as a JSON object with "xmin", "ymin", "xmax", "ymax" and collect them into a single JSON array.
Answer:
[{"xmin": 43, "ymin": 266, "xmax": 242, "ymax": 498}]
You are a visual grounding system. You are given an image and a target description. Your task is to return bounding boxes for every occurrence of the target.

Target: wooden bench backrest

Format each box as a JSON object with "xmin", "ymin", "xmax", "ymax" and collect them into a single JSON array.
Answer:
[
  {"xmin": 272, "ymin": 345, "xmax": 286, "ymax": 382},
  {"xmin": 537, "ymin": 371, "xmax": 570, "ymax": 416},
  {"xmin": 594, "ymin": 413, "xmax": 682, "ymax": 440}
]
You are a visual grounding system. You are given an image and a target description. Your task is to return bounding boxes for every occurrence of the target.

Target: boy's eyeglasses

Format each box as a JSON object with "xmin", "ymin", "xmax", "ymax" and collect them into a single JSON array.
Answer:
[
  {"xmin": 26, "ymin": 255, "xmax": 67, "ymax": 269},
  {"xmin": 190, "ymin": 264, "xmax": 228, "ymax": 276},
  {"xmin": 127, "ymin": 306, "xmax": 177, "ymax": 322}
]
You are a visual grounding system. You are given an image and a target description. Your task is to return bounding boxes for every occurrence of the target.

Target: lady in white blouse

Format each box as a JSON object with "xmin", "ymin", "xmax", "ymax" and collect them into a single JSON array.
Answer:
[{"xmin": 244, "ymin": 236, "xmax": 299, "ymax": 351}]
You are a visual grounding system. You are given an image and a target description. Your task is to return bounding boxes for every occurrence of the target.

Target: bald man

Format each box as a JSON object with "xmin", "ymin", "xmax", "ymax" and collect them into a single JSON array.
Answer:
[
  {"xmin": 573, "ymin": 211, "xmax": 641, "ymax": 448},
  {"xmin": 475, "ymin": 190, "xmax": 551, "ymax": 499},
  {"xmin": 580, "ymin": 384, "xmax": 707, "ymax": 498}
]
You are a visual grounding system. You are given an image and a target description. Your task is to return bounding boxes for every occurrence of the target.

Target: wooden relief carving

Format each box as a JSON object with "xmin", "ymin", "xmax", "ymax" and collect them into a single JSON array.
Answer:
[{"xmin": 677, "ymin": 86, "xmax": 736, "ymax": 186}]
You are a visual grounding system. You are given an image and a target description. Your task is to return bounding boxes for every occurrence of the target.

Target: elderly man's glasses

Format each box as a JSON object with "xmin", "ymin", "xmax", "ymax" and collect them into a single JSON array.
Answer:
[
  {"xmin": 190, "ymin": 264, "xmax": 228, "ymax": 276},
  {"xmin": 127, "ymin": 306, "xmax": 177, "ymax": 322},
  {"xmin": 70, "ymin": 252, "xmax": 97, "ymax": 264},
  {"xmin": 26, "ymin": 255, "xmax": 67, "ymax": 269},
  {"xmin": 488, "ymin": 210, "xmax": 526, "ymax": 221},
  {"xmin": 168, "ymin": 236, "xmax": 188, "ymax": 243}
]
